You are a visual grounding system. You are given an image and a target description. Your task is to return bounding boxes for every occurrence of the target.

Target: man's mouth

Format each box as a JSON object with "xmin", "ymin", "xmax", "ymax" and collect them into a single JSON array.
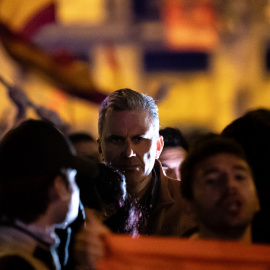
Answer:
[
  {"xmin": 118, "ymin": 165, "xmax": 140, "ymax": 172},
  {"xmin": 223, "ymin": 199, "xmax": 242, "ymax": 214}
]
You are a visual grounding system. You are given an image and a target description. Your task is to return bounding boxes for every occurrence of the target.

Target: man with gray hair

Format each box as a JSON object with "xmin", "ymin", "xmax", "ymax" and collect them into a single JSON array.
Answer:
[{"xmin": 97, "ymin": 88, "xmax": 191, "ymax": 236}]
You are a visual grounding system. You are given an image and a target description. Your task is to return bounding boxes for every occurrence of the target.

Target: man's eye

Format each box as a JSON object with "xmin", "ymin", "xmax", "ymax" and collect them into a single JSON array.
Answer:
[
  {"xmin": 110, "ymin": 137, "xmax": 123, "ymax": 143},
  {"xmin": 205, "ymin": 178, "xmax": 217, "ymax": 185},
  {"xmin": 134, "ymin": 136, "xmax": 144, "ymax": 142},
  {"xmin": 235, "ymin": 174, "xmax": 247, "ymax": 181}
]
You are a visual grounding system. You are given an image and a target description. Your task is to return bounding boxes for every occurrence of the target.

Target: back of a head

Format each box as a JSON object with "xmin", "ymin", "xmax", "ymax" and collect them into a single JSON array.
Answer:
[
  {"xmin": 98, "ymin": 88, "xmax": 159, "ymax": 136},
  {"xmin": 68, "ymin": 131, "xmax": 99, "ymax": 161},
  {"xmin": 0, "ymin": 119, "xmax": 90, "ymax": 223},
  {"xmin": 222, "ymin": 109, "xmax": 270, "ymax": 152},
  {"xmin": 180, "ymin": 135, "xmax": 248, "ymax": 201},
  {"xmin": 221, "ymin": 108, "xmax": 270, "ymax": 210},
  {"xmin": 159, "ymin": 127, "xmax": 189, "ymax": 150}
]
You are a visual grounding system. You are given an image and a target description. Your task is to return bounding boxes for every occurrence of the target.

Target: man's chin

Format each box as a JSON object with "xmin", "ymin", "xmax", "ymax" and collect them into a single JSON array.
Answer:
[
  {"xmin": 122, "ymin": 169, "xmax": 141, "ymax": 183},
  {"xmin": 214, "ymin": 219, "xmax": 249, "ymax": 235},
  {"xmin": 119, "ymin": 166, "xmax": 140, "ymax": 173},
  {"xmin": 123, "ymin": 170, "xmax": 143, "ymax": 184}
]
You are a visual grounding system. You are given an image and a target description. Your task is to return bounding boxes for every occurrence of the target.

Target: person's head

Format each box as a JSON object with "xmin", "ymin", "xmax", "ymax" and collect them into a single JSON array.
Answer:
[
  {"xmin": 221, "ymin": 108, "xmax": 270, "ymax": 211},
  {"xmin": 180, "ymin": 135, "xmax": 259, "ymax": 241},
  {"xmin": 68, "ymin": 132, "xmax": 99, "ymax": 161},
  {"xmin": 97, "ymin": 88, "xmax": 163, "ymax": 194},
  {"xmin": 159, "ymin": 127, "xmax": 188, "ymax": 180},
  {"xmin": 0, "ymin": 119, "xmax": 90, "ymax": 228}
]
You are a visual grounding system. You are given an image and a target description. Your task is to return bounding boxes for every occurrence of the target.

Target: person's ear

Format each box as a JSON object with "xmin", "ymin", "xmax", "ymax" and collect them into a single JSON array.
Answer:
[
  {"xmin": 97, "ymin": 138, "xmax": 102, "ymax": 153},
  {"xmin": 51, "ymin": 175, "xmax": 70, "ymax": 202},
  {"xmin": 155, "ymin": 135, "xmax": 164, "ymax": 159},
  {"xmin": 97, "ymin": 138, "xmax": 104, "ymax": 161}
]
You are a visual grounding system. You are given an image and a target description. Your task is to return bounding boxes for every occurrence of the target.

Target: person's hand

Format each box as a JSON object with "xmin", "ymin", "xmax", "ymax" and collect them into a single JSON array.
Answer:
[{"xmin": 74, "ymin": 208, "xmax": 110, "ymax": 269}]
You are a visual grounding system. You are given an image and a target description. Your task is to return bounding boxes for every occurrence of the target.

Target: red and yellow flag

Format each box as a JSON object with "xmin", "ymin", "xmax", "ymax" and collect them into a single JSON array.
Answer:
[
  {"xmin": 0, "ymin": 0, "xmax": 108, "ymax": 104},
  {"xmin": 0, "ymin": 0, "xmax": 55, "ymax": 39}
]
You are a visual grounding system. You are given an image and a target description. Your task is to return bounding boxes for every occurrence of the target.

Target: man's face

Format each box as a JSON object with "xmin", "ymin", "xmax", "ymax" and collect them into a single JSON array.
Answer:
[
  {"xmin": 98, "ymin": 109, "xmax": 163, "ymax": 191},
  {"xmin": 73, "ymin": 140, "xmax": 100, "ymax": 161},
  {"xmin": 159, "ymin": 146, "xmax": 187, "ymax": 180},
  {"xmin": 61, "ymin": 168, "xmax": 80, "ymax": 227},
  {"xmin": 190, "ymin": 153, "xmax": 259, "ymax": 236}
]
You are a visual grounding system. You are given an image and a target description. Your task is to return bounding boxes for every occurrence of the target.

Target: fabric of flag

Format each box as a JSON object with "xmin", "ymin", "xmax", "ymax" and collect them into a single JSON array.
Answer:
[
  {"xmin": 0, "ymin": 0, "xmax": 55, "ymax": 39},
  {"xmin": 97, "ymin": 234, "xmax": 270, "ymax": 270},
  {"xmin": 0, "ymin": 0, "xmax": 108, "ymax": 104}
]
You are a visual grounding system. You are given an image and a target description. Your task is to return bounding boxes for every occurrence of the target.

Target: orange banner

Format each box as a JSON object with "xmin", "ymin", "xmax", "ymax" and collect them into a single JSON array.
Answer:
[{"xmin": 98, "ymin": 234, "xmax": 270, "ymax": 270}]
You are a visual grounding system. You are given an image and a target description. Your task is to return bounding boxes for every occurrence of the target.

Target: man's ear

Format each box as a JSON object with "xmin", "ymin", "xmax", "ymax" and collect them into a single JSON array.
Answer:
[
  {"xmin": 50, "ymin": 175, "xmax": 69, "ymax": 202},
  {"xmin": 97, "ymin": 138, "xmax": 104, "ymax": 161},
  {"xmin": 97, "ymin": 138, "xmax": 102, "ymax": 153},
  {"xmin": 155, "ymin": 135, "xmax": 164, "ymax": 159}
]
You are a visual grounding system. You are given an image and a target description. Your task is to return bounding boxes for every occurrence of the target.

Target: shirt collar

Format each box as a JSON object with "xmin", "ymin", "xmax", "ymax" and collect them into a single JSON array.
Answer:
[{"xmin": 14, "ymin": 220, "xmax": 60, "ymax": 247}]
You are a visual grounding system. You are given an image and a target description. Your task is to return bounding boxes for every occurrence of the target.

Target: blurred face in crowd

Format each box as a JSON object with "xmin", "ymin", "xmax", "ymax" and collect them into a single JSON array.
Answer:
[
  {"xmin": 159, "ymin": 146, "xmax": 187, "ymax": 180},
  {"xmin": 189, "ymin": 153, "xmax": 259, "ymax": 239},
  {"xmin": 98, "ymin": 109, "xmax": 163, "ymax": 194},
  {"xmin": 73, "ymin": 140, "xmax": 100, "ymax": 161}
]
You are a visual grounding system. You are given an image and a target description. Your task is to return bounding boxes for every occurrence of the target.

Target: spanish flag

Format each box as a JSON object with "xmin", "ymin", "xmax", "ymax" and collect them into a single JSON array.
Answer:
[
  {"xmin": 0, "ymin": 0, "xmax": 107, "ymax": 104},
  {"xmin": 0, "ymin": 0, "xmax": 55, "ymax": 39}
]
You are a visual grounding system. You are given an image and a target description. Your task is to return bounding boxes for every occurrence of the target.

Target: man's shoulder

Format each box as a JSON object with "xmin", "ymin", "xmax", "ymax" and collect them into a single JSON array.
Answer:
[
  {"xmin": 0, "ymin": 255, "xmax": 35, "ymax": 270},
  {"xmin": 154, "ymin": 160, "xmax": 180, "ymax": 185},
  {"xmin": 162, "ymin": 175, "xmax": 181, "ymax": 189},
  {"xmin": 0, "ymin": 226, "xmax": 54, "ymax": 270},
  {"xmin": 158, "ymin": 174, "xmax": 182, "ymax": 203},
  {"xmin": 165, "ymin": 176, "xmax": 181, "ymax": 185}
]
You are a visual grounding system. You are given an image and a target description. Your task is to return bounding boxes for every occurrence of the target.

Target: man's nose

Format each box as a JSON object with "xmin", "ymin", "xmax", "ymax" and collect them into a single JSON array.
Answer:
[
  {"xmin": 124, "ymin": 141, "xmax": 136, "ymax": 158},
  {"xmin": 224, "ymin": 175, "xmax": 238, "ymax": 191}
]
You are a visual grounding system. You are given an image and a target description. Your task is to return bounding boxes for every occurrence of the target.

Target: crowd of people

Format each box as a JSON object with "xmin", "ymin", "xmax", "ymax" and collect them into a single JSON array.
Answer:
[{"xmin": 0, "ymin": 87, "xmax": 269, "ymax": 269}]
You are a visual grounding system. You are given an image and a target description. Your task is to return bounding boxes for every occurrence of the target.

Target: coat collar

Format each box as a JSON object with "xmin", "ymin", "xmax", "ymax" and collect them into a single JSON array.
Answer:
[{"xmin": 153, "ymin": 160, "xmax": 176, "ymax": 208}]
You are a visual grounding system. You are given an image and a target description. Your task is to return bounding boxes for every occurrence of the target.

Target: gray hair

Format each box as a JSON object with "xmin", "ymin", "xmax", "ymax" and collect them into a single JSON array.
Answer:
[{"xmin": 98, "ymin": 88, "xmax": 159, "ymax": 137}]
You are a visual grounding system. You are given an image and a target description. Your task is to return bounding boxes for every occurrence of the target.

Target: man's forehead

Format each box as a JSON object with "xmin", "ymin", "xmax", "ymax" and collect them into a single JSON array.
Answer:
[
  {"xmin": 103, "ymin": 109, "xmax": 154, "ymax": 131},
  {"xmin": 196, "ymin": 153, "xmax": 251, "ymax": 173},
  {"xmin": 105, "ymin": 108, "xmax": 149, "ymax": 118},
  {"xmin": 160, "ymin": 147, "xmax": 187, "ymax": 160}
]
